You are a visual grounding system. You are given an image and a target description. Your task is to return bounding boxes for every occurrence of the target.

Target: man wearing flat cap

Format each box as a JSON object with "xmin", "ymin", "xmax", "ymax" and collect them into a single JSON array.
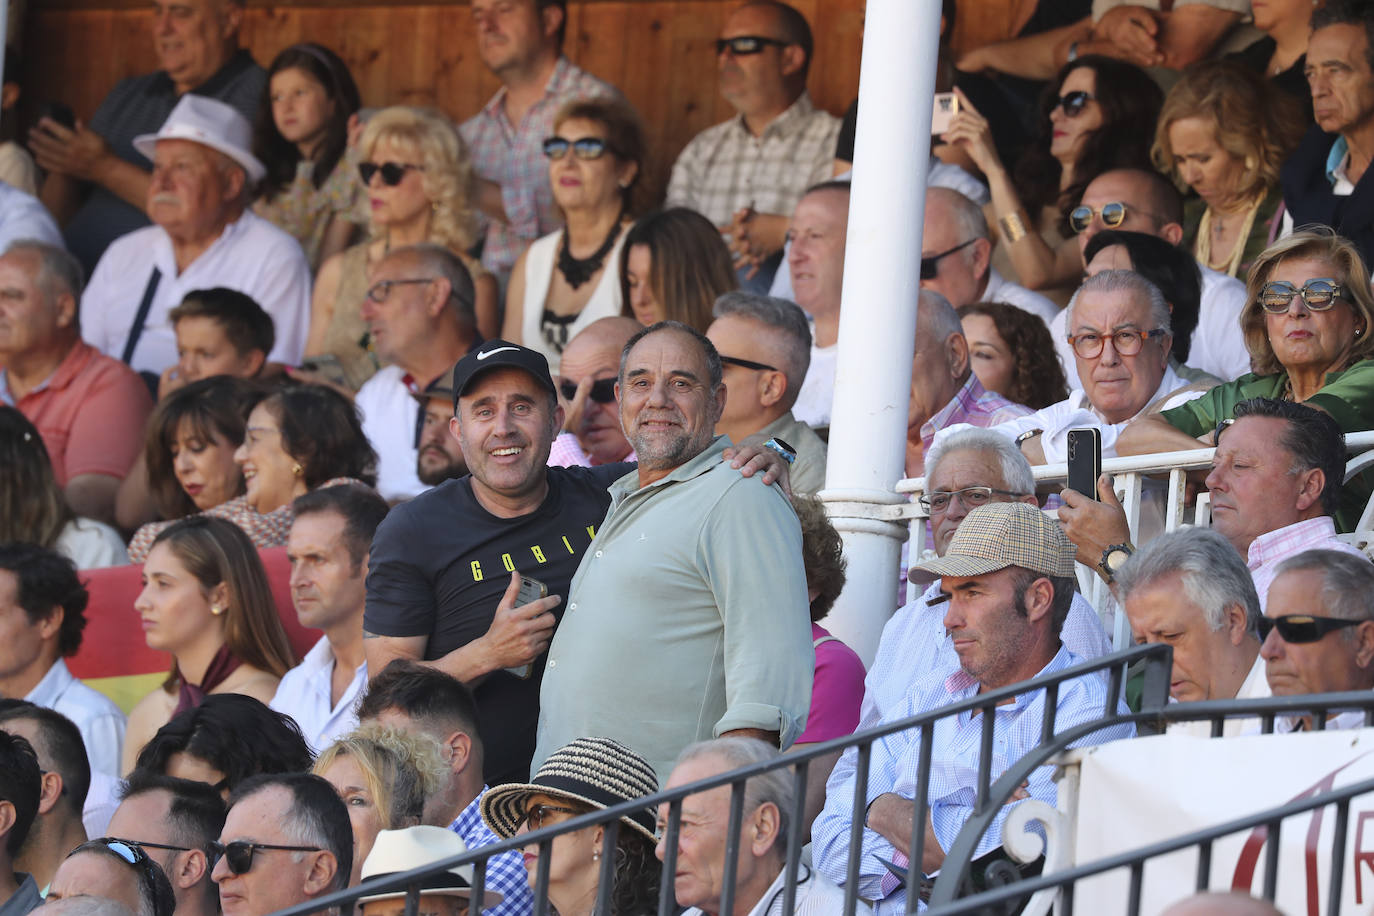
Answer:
[
  {"xmin": 813, "ymin": 501, "xmax": 1134, "ymax": 914},
  {"xmin": 79, "ymin": 94, "xmax": 311, "ymax": 384}
]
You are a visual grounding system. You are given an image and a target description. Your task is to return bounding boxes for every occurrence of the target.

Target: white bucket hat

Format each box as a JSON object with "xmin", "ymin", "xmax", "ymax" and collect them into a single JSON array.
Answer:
[
  {"xmin": 133, "ymin": 94, "xmax": 266, "ymax": 184},
  {"xmin": 356, "ymin": 826, "xmax": 504, "ymax": 910}
]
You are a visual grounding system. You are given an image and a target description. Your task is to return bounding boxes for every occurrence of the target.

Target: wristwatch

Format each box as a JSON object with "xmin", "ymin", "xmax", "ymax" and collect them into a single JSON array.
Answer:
[
  {"xmin": 1098, "ymin": 543, "xmax": 1135, "ymax": 582},
  {"xmin": 763, "ymin": 437, "xmax": 797, "ymax": 465}
]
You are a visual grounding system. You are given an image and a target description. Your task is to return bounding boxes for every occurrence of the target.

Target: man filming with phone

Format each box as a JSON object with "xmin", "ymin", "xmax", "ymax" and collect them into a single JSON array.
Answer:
[{"xmin": 364, "ymin": 339, "xmax": 791, "ymax": 785}]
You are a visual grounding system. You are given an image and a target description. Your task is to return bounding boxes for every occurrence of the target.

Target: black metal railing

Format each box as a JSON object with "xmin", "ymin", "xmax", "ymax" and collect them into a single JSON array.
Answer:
[{"xmin": 266, "ymin": 645, "xmax": 1374, "ymax": 916}]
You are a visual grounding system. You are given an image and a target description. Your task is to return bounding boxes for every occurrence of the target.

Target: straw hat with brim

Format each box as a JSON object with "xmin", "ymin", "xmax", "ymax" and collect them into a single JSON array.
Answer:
[
  {"xmin": 910, "ymin": 501, "xmax": 1076, "ymax": 584},
  {"xmin": 482, "ymin": 737, "xmax": 659, "ymax": 842},
  {"xmin": 132, "ymin": 94, "xmax": 266, "ymax": 184},
  {"xmin": 356, "ymin": 826, "xmax": 504, "ymax": 910}
]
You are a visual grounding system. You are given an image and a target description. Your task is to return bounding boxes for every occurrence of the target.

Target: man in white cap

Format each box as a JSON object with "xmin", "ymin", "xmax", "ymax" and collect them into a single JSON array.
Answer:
[
  {"xmin": 813, "ymin": 500, "xmax": 1134, "ymax": 915},
  {"xmin": 78, "ymin": 95, "xmax": 310, "ymax": 385},
  {"xmin": 356, "ymin": 826, "xmax": 502, "ymax": 916}
]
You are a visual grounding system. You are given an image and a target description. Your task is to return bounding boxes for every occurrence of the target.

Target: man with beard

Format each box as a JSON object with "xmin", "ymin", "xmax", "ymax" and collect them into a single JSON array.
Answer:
[{"xmin": 414, "ymin": 370, "xmax": 469, "ymax": 486}]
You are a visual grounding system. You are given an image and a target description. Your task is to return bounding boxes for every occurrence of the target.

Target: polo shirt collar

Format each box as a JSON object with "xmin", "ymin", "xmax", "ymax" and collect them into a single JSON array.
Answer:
[
  {"xmin": 1245, "ymin": 516, "xmax": 1339, "ymax": 571},
  {"xmin": 610, "ymin": 435, "xmax": 731, "ymax": 500},
  {"xmin": 0, "ymin": 341, "xmax": 93, "ymax": 405},
  {"xmin": 731, "ymin": 91, "xmax": 817, "ymax": 141},
  {"xmin": 149, "ymin": 48, "xmax": 257, "ymax": 98}
]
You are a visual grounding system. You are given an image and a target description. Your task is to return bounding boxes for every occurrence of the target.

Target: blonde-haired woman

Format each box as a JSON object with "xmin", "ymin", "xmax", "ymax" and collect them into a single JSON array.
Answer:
[
  {"xmin": 307, "ymin": 107, "xmax": 498, "ymax": 388},
  {"xmin": 314, "ymin": 725, "xmax": 447, "ymax": 887}
]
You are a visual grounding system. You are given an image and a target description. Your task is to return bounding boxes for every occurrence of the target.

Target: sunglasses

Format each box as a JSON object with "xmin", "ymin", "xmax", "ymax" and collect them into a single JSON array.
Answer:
[
  {"xmin": 1257, "ymin": 278, "xmax": 1346, "ymax": 313},
  {"xmin": 720, "ymin": 355, "xmax": 779, "ymax": 373},
  {"xmin": 542, "ymin": 137, "xmax": 618, "ymax": 161},
  {"xmin": 559, "ymin": 377, "xmax": 618, "ymax": 404},
  {"xmin": 714, "ymin": 35, "xmax": 789, "ymax": 56},
  {"xmin": 106, "ymin": 837, "xmax": 192, "ymax": 856},
  {"xmin": 1053, "ymin": 90, "xmax": 1095, "ymax": 118},
  {"xmin": 358, "ymin": 161, "xmax": 424, "ymax": 186},
  {"xmin": 208, "ymin": 841, "xmax": 323, "ymax": 876},
  {"xmin": 516, "ymin": 803, "xmax": 581, "ymax": 833},
  {"xmin": 82, "ymin": 839, "xmax": 174, "ymax": 914},
  {"xmin": 1069, "ymin": 202, "xmax": 1136, "ymax": 234},
  {"xmin": 920, "ymin": 239, "xmax": 978, "ymax": 279},
  {"xmin": 1257, "ymin": 614, "xmax": 1363, "ymax": 644},
  {"xmin": 1066, "ymin": 328, "xmax": 1168, "ymax": 359}
]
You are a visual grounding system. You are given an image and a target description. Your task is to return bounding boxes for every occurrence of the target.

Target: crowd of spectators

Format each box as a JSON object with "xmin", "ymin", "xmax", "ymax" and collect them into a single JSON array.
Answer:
[{"xmin": 3, "ymin": 0, "xmax": 1374, "ymax": 913}]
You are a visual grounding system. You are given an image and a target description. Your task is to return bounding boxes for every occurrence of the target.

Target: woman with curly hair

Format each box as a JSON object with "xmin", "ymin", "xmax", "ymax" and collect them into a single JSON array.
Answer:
[
  {"xmin": 503, "ymin": 97, "xmax": 647, "ymax": 373},
  {"xmin": 314, "ymin": 725, "xmax": 448, "ymax": 888},
  {"xmin": 958, "ymin": 302, "xmax": 1069, "ymax": 410},
  {"xmin": 944, "ymin": 56, "xmax": 1163, "ymax": 302},
  {"xmin": 1153, "ymin": 59, "xmax": 1305, "ymax": 279},
  {"xmin": 308, "ymin": 107, "xmax": 498, "ymax": 387},
  {"xmin": 128, "ymin": 384, "xmax": 378, "ymax": 561},
  {"xmin": 482, "ymin": 737, "xmax": 660, "ymax": 916}
]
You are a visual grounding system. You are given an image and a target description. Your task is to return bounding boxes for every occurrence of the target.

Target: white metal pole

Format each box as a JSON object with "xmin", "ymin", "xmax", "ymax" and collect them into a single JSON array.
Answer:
[
  {"xmin": 819, "ymin": 0, "xmax": 940, "ymax": 665},
  {"xmin": 0, "ymin": 1, "xmax": 10, "ymax": 112}
]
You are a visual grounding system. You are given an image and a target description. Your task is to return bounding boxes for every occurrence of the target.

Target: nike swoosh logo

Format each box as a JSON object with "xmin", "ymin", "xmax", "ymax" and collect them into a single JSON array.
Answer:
[{"xmin": 476, "ymin": 347, "xmax": 519, "ymax": 361}]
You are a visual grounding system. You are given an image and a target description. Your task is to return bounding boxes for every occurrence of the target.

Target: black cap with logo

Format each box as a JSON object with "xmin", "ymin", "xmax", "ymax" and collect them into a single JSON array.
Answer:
[{"xmin": 447, "ymin": 340, "xmax": 557, "ymax": 412}]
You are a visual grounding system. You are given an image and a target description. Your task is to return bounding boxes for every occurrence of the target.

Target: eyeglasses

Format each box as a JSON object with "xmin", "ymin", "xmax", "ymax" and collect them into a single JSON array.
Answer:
[
  {"xmin": 1257, "ymin": 614, "xmax": 1363, "ymax": 644},
  {"xmin": 542, "ymin": 137, "xmax": 618, "ymax": 161},
  {"xmin": 516, "ymin": 804, "xmax": 581, "ymax": 833},
  {"xmin": 1069, "ymin": 202, "xmax": 1140, "ymax": 234},
  {"xmin": 714, "ymin": 35, "xmax": 789, "ymax": 56},
  {"xmin": 1052, "ymin": 90, "xmax": 1095, "ymax": 118},
  {"xmin": 208, "ymin": 841, "xmax": 323, "ymax": 876},
  {"xmin": 719, "ymin": 355, "xmax": 780, "ymax": 373},
  {"xmin": 82, "ymin": 839, "xmax": 173, "ymax": 915},
  {"xmin": 558, "ymin": 377, "xmax": 618, "ymax": 404},
  {"xmin": 358, "ymin": 161, "xmax": 424, "ymax": 186},
  {"xmin": 366, "ymin": 278, "xmax": 433, "ymax": 303},
  {"xmin": 918, "ymin": 486, "xmax": 1022, "ymax": 514},
  {"xmin": 920, "ymin": 239, "xmax": 978, "ymax": 279},
  {"xmin": 1066, "ymin": 328, "xmax": 1168, "ymax": 359},
  {"xmin": 1257, "ymin": 278, "xmax": 1346, "ymax": 313}
]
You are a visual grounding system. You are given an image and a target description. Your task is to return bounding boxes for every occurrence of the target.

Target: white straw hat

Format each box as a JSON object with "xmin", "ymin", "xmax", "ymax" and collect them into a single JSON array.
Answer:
[
  {"xmin": 356, "ymin": 826, "xmax": 504, "ymax": 910},
  {"xmin": 133, "ymin": 94, "xmax": 266, "ymax": 184}
]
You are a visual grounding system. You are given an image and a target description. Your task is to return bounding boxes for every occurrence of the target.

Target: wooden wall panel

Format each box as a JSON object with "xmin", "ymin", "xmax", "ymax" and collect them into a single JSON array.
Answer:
[{"xmin": 22, "ymin": 0, "xmax": 872, "ymax": 195}]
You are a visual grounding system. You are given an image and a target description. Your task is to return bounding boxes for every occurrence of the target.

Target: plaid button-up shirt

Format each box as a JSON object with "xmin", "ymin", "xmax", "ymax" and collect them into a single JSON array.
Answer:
[
  {"xmin": 1248, "ymin": 516, "xmax": 1368, "ymax": 610},
  {"xmin": 665, "ymin": 91, "xmax": 840, "ymax": 226},
  {"xmin": 916, "ymin": 375, "xmax": 1032, "ymax": 473},
  {"xmin": 460, "ymin": 57, "xmax": 618, "ymax": 279}
]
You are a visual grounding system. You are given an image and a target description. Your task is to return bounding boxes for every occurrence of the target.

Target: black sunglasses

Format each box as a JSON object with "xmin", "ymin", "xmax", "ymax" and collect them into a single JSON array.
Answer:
[
  {"xmin": 720, "ymin": 355, "xmax": 779, "ymax": 373},
  {"xmin": 208, "ymin": 840, "xmax": 323, "ymax": 876},
  {"xmin": 1257, "ymin": 614, "xmax": 1363, "ymax": 644},
  {"xmin": 358, "ymin": 161, "xmax": 425, "ymax": 187},
  {"xmin": 1053, "ymin": 90, "xmax": 1094, "ymax": 118},
  {"xmin": 920, "ymin": 239, "xmax": 978, "ymax": 279},
  {"xmin": 542, "ymin": 137, "xmax": 618, "ymax": 161},
  {"xmin": 107, "ymin": 837, "xmax": 192, "ymax": 856},
  {"xmin": 559, "ymin": 377, "xmax": 618, "ymax": 404},
  {"xmin": 715, "ymin": 35, "xmax": 790, "ymax": 56}
]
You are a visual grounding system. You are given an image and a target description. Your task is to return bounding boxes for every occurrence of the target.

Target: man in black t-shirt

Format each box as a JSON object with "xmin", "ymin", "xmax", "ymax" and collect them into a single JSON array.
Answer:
[{"xmin": 364, "ymin": 341, "xmax": 622, "ymax": 786}]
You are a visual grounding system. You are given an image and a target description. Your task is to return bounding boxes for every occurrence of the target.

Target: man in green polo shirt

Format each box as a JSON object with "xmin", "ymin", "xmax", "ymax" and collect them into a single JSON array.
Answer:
[{"xmin": 532, "ymin": 321, "xmax": 814, "ymax": 780}]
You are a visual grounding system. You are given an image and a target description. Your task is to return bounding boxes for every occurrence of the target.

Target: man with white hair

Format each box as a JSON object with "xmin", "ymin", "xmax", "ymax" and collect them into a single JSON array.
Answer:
[
  {"xmin": 951, "ymin": 270, "xmax": 1206, "ymax": 466},
  {"xmin": 920, "ymin": 187, "xmax": 1058, "ymax": 325},
  {"xmin": 1114, "ymin": 527, "xmax": 1268, "ymax": 737},
  {"xmin": 706, "ymin": 292, "xmax": 827, "ymax": 493},
  {"xmin": 658, "ymin": 737, "xmax": 864, "ymax": 916},
  {"xmin": 79, "ymin": 95, "xmax": 310, "ymax": 382}
]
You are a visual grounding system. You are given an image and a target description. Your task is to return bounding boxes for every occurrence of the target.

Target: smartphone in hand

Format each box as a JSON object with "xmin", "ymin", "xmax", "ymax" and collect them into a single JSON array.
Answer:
[
  {"xmin": 1066, "ymin": 428, "xmax": 1102, "ymax": 500},
  {"xmin": 505, "ymin": 575, "xmax": 548, "ymax": 679}
]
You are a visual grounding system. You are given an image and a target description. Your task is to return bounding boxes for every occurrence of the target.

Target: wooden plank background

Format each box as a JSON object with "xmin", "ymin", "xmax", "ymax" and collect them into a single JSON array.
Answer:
[{"xmin": 20, "ymin": 1, "xmax": 1021, "ymax": 201}]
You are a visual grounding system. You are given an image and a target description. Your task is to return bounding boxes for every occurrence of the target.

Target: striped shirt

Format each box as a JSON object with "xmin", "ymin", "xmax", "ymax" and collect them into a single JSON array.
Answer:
[
  {"xmin": 915, "ymin": 375, "xmax": 1032, "ymax": 476},
  {"xmin": 449, "ymin": 788, "xmax": 534, "ymax": 916},
  {"xmin": 1248, "ymin": 516, "xmax": 1369, "ymax": 610},
  {"xmin": 665, "ymin": 92, "xmax": 840, "ymax": 226}
]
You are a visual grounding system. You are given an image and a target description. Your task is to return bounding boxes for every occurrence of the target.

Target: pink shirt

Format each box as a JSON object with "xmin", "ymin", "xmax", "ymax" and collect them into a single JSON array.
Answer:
[
  {"xmin": 798, "ymin": 623, "xmax": 866, "ymax": 744},
  {"xmin": 1, "ymin": 341, "xmax": 151, "ymax": 485}
]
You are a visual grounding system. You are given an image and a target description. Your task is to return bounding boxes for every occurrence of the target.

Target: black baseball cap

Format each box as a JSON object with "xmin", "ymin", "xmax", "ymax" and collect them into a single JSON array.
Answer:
[{"xmin": 448, "ymin": 340, "xmax": 557, "ymax": 411}]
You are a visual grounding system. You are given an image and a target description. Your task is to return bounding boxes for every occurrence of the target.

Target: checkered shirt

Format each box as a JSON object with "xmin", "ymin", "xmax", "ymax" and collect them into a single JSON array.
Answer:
[
  {"xmin": 664, "ymin": 92, "xmax": 840, "ymax": 226},
  {"xmin": 546, "ymin": 430, "xmax": 635, "ymax": 468},
  {"xmin": 449, "ymin": 787, "xmax": 535, "ymax": 916},
  {"xmin": 460, "ymin": 57, "xmax": 619, "ymax": 278},
  {"xmin": 1247, "ymin": 516, "xmax": 1369, "ymax": 611},
  {"xmin": 919, "ymin": 374, "xmax": 1032, "ymax": 461}
]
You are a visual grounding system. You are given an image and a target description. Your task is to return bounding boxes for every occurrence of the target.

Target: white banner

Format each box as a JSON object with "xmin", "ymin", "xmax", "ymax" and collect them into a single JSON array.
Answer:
[{"xmin": 1067, "ymin": 729, "xmax": 1374, "ymax": 915}]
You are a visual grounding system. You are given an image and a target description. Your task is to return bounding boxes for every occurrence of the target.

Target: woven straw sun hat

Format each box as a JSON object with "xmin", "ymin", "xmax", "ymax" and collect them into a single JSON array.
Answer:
[{"xmin": 481, "ymin": 737, "xmax": 659, "ymax": 842}]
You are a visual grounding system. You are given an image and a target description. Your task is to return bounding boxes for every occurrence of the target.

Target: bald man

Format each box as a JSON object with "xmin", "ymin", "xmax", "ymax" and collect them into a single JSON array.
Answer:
[
  {"xmin": 1160, "ymin": 893, "xmax": 1285, "ymax": 916},
  {"xmin": 548, "ymin": 317, "xmax": 640, "ymax": 468}
]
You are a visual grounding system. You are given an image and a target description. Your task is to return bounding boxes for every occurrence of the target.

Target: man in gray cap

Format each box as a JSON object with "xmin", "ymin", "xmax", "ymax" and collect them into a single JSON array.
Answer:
[
  {"xmin": 78, "ymin": 94, "xmax": 310, "ymax": 383},
  {"xmin": 813, "ymin": 501, "xmax": 1134, "ymax": 913}
]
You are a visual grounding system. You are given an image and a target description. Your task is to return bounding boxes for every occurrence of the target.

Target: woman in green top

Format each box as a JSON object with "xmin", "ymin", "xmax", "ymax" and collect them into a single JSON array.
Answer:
[{"xmin": 1118, "ymin": 229, "xmax": 1374, "ymax": 527}]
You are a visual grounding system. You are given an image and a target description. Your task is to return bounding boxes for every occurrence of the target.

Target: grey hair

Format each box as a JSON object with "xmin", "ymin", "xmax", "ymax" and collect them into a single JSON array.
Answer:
[
  {"xmin": 917, "ymin": 289, "xmax": 965, "ymax": 349},
  {"xmin": 928, "ymin": 186, "xmax": 989, "ymax": 243},
  {"xmin": 673, "ymin": 737, "xmax": 792, "ymax": 862},
  {"xmin": 41, "ymin": 898, "xmax": 138, "ymax": 916},
  {"xmin": 711, "ymin": 291, "xmax": 813, "ymax": 404},
  {"xmin": 385, "ymin": 242, "xmax": 477, "ymax": 325},
  {"xmin": 1065, "ymin": 269, "xmax": 1172, "ymax": 336},
  {"xmin": 1114, "ymin": 527, "xmax": 1261, "ymax": 634},
  {"xmin": 620, "ymin": 320, "xmax": 724, "ymax": 390},
  {"xmin": 3, "ymin": 239, "xmax": 86, "ymax": 301},
  {"xmin": 925, "ymin": 427, "xmax": 1036, "ymax": 496},
  {"xmin": 1271, "ymin": 549, "xmax": 1374, "ymax": 626}
]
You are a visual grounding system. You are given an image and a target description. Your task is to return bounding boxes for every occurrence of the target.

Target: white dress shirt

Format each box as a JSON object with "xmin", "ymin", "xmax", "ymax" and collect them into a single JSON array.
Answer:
[
  {"xmin": 26, "ymin": 658, "xmax": 125, "ymax": 778},
  {"xmin": 1167, "ymin": 653, "xmax": 1270, "ymax": 738},
  {"xmin": 269, "ymin": 636, "xmax": 367, "ymax": 756},
  {"xmin": 81, "ymin": 210, "xmax": 311, "ymax": 376},
  {"xmin": 0, "ymin": 181, "xmax": 63, "ymax": 252},
  {"xmin": 355, "ymin": 365, "xmax": 427, "ymax": 502}
]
